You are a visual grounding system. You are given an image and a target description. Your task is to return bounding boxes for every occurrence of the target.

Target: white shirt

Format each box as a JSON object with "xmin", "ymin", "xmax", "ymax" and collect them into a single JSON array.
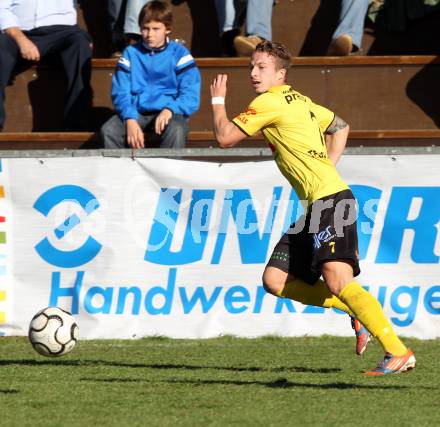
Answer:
[{"xmin": 0, "ymin": 0, "xmax": 77, "ymax": 31}]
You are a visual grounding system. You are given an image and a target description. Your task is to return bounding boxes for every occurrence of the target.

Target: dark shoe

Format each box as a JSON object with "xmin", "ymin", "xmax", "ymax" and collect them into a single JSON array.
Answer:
[
  {"xmin": 220, "ymin": 29, "xmax": 240, "ymax": 56},
  {"xmin": 125, "ymin": 33, "xmax": 141, "ymax": 45}
]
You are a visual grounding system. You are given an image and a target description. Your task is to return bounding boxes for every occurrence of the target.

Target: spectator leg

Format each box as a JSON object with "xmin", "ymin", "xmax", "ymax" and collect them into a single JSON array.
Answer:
[
  {"xmin": 332, "ymin": 0, "xmax": 370, "ymax": 50},
  {"xmin": 108, "ymin": 0, "xmax": 126, "ymax": 48},
  {"xmin": 215, "ymin": 0, "xmax": 241, "ymax": 34},
  {"xmin": 246, "ymin": 0, "xmax": 273, "ymax": 40},
  {"xmin": 215, "ymin": 0, "xmax": 244, "ymax": 56},
  {"xmin": 0, "ymin": 34, "xmax": 20, "ymax": 129},
  {"xmin": 124, "ymin": 0, "xmax": 148, "ymax": 36},
  {"xmin": 159, "ymin": 115, "xmax": 189, "ymax": 148},
  {"xmin": 100, "ymin": 114, "xmax": 128, "ymax": 148},
  {"xmin": 58, "ymin": 28, "xmax": 93, "ymax": 130}
]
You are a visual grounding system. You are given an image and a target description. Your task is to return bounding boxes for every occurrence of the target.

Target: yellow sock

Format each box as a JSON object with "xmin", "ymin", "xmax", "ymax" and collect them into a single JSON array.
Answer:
[
  {"xmin": 339, "ymin": 281, "xmax": 407, "ymax": 356},
  {"xmin": 278, "ymin": 278, "xmax": 353, "ymax": 315}
]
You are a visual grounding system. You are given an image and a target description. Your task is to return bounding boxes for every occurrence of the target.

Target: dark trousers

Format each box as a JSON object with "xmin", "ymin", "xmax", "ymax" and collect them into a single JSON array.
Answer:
[
  {"xmin": 0, "ymin": 25, "xmax": 92, "ymax": 130},
  {"xmin": 100, "ymin": 113, "xmax": 189, "ymax": 148}
]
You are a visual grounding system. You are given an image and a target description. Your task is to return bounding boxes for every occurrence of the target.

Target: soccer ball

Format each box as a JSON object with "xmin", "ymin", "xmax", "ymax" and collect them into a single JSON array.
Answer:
[{"xmin": 28, "ymin": 307, "xmax": 79, "ymax": 357}]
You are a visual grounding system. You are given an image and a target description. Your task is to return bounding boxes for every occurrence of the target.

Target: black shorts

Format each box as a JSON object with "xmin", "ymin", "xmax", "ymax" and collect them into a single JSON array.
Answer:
[{"xmin": 267, "ymin": 189, "xmax": 360, "ymax": 284}]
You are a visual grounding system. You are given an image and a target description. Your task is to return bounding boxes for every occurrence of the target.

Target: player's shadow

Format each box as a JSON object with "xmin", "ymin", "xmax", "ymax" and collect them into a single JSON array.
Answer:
[
  {"xmin": 90, "ymin": 362, "xmax": 342, "ymax": 374},
  {"xmin": 0, "ymin": 389, "xmax": 19, "ymax": 394},
  {"xmin": 79, "ymin": 377, "xmax": 413, "ymax": 391},
  {"xmin": 2, "ymin": 360, "xmax": 431, "ymax": 391},
  {"xmin": 168, "ymin": 378, "xmax": 414, "ymax": 390},
  {"xmin": 0, "ymin": 359, "xmax": 340, "ymax": 374}
]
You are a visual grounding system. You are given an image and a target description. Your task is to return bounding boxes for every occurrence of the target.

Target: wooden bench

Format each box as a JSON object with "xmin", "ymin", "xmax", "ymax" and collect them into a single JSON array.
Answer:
[
  {"xmin": 0, "ymin": 129, "xmax": 439, "ymax": 150},
  {"xmin": 3, "ymin": 56, "xmax": 440, "ymax": 134}
]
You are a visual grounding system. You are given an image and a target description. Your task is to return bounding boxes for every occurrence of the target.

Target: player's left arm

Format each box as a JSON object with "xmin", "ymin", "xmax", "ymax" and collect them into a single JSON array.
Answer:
[
  {"xmin": 210, "ymin": 74, "xmax": 247, "ymax": 148},
  {"xmin": 324, "ymin": 115, "xmax": 349, "ymax": 165}
]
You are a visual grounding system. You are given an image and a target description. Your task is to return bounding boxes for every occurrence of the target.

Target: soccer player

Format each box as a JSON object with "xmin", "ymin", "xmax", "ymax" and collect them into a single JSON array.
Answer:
[{"xmin": 210, "ymin": 40, "xmax": 416, "ymax": 375}]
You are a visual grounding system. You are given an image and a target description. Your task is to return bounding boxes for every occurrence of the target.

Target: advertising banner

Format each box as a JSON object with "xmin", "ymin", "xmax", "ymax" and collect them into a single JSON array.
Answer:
[{"xmin": 0, "ymin": 155, "xmax": 438, "ymax": 339}]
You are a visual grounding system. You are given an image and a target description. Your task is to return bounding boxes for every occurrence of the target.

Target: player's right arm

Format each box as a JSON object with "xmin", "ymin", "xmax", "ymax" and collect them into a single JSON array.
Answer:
[
  {"xmin": 210, "ymin": 74, "xmax": 247, "ymax": 148},
  {"xmin": 311, "ymin": 100, "xmax": 349, "ymax": 165},
  {"xmin": 324, "ymin": 115, "xmax": 349, "ymax": 165}
]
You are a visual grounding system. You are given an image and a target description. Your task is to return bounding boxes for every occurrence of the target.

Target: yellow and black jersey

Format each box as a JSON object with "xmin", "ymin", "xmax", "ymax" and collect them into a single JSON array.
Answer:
[{"xmin": 232, "ymin": 85, "xmax": 349, "ymax": 203}]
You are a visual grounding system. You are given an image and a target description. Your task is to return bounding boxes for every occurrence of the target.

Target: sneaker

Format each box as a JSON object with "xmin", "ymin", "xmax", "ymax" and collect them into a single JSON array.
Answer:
[
  {"xmin": 327, "ymin": 34, "xmax": 353, "ymax": 56},
  {"xmin": 351, "ymin": 316, "xmax": 372, "ymax": 356},
  {"xmin": 234, "ymin": 35, "xmax": 263, "ymax": 56},
  {"xmin": 364, "ymin": 348, "xmax": 416, "ymax": 376}
]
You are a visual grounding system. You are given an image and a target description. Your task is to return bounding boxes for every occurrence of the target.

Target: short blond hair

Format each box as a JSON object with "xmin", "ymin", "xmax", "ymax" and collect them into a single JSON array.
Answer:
[{"xmin": 254, "ymin": 40, "xmax": 291, "ymax": 77}]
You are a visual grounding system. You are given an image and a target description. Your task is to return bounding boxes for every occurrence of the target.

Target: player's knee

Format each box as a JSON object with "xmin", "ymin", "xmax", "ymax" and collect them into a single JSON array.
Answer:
[
  {"xmin": 321, "ymin": 260, "xmax": 354, "ymax": 296},
  {"xmin": 262, "ymin": 269, "xmax": 284, "ymax": 296}
]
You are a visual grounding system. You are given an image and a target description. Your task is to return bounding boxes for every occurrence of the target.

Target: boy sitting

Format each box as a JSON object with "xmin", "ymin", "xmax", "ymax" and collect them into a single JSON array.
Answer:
[{"xmin": 101, "ymin": 0, "xmax": 200, "ymax": 148}]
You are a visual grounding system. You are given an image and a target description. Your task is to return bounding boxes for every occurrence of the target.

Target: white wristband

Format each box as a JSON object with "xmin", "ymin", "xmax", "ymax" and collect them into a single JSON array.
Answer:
[{"xmin": 211, "ymin": 96, "xmax": 225, "ymax": 105}]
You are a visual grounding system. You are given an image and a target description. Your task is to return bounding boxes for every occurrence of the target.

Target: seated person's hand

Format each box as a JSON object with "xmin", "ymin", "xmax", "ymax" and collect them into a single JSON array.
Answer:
[
  {"xmin": 126, "ymin": 119, "xmax": 144, "ymax": 148},
  {"xmin": 155, "ymin": 108, "xmax": 173, "ymax": 135},
  {"xmin": 17, "ymin": 36, "xmax": 40, "ymax": 61}
]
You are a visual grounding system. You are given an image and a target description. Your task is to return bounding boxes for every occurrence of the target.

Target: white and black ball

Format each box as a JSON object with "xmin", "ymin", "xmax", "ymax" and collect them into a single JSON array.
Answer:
[{"xmin": 28, "ymin": 307, "xmax": 79, "ymax": 357}]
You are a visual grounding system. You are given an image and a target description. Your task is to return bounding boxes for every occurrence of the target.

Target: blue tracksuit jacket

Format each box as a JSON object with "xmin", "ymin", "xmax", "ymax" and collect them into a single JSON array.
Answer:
[{"xmin": 112, "ymin": 39, "xmax": 201, "ymax": 121}]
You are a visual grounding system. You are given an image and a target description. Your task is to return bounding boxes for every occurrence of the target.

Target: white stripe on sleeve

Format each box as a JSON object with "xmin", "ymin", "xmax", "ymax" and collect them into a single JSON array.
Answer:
[
  {"xmin": 118, "ymin": 57, "xmax": 131, "ymax": 68},
  {"xmin": 176, "ymin": 54, "xmax": 194, "ymax": 68}
]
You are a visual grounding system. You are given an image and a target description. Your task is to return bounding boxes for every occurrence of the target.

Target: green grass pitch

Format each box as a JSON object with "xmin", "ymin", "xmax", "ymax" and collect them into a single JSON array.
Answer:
[{"xmin": 1, "ymin": 336, "xmax": 439, "ymax": 426}]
